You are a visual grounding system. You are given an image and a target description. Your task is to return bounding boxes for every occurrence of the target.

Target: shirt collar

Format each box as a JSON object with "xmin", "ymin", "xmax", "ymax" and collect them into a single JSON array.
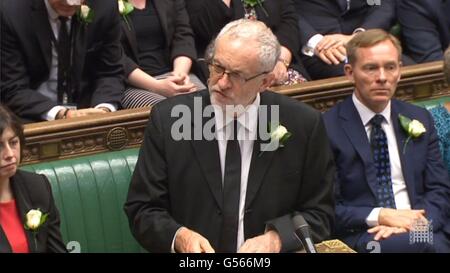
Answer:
[
  {"xmin": 45, "ymin": 0, "xmax": 72, "ymax": 21},
  {"xmin": 352, "ymin": 93, "xmax": 391, "ymax": 126},
  {"xmin": 214, "ymin": 93, "xmax": 260, "ymax": 134}
]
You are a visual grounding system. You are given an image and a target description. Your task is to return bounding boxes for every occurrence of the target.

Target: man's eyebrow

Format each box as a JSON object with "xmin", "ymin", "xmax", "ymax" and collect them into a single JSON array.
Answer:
[{"xmin": 213, "ymin": 59, "xmax": 245, "ymax": 74}]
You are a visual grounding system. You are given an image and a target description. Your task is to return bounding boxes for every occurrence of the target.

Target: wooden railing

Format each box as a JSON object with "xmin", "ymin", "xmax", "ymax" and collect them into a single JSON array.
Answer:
[
  {"xmin": 22, "ymin": 61, "xmax": 449, "ymax": 164},
  {"xmin": 22, "ymin": 108, "xmax": 151, "ymax": 164}
]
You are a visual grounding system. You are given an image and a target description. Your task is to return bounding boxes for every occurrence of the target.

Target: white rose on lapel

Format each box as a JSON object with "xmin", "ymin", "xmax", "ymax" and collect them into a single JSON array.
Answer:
[
  {"xmin": 118, "ymin": 0, "xmax": 134, "ymax": 29},
  {"xmin": 271, "ymin": 125, "xmax": 288, "ymax": 143},
  {"xmin": 118, "ymin": 0, "xmax": 125, "ymax": 14},
  {"xmin": 24, "ymin": 209, "xmax": 48, "ymax": 231},
  {"xmin": 260, "ymin": 124, "xmax": 292, "ymax": 155},
  {"xmin": 399, "ymin": 114, "xmax": 426, "ymax": 154},
  {"xmin": 408, "ymin": 119, "xmax": 426, "ymax": 137},
  {"xmin": 78, "ymin": 4, "xmax": 94, "ymax": 24}
]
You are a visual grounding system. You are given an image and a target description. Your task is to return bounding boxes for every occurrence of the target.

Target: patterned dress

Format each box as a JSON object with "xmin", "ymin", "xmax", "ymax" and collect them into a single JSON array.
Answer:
[{"xmin": 429, "ymin": 104, "xmax": 450, "ymax": 177}]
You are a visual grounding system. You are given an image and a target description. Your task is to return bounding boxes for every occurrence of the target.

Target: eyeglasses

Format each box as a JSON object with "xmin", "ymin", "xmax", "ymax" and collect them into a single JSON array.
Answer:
[{"xmin": 208, "ymin": 61, "xmax": 268, "ymax": 85}]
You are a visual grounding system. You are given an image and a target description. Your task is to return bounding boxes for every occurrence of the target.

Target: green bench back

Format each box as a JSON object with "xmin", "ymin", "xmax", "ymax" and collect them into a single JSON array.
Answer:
[
  {"xmin": 412, "ymin": 96, "xmax": 450, "ymax": 109},
  {"xmin": 21, "ymin": 148, "xmax": 145, "ymax": 253}
]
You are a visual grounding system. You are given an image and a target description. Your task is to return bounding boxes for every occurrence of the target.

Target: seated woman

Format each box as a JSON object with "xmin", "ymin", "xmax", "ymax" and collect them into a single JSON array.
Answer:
[
  {"xmin": 0, "ymin": 105, "xmax": 66, "ymax": 253},
  {"xmin": 185, "ymin": 0, "xmax": 309, "ymax": 86},
  {"xmin": 120, "ymin": 0, "xmax": 205, "ymax": 109},
  {"xmin": 429, "ymin": 47, "xmax": 450, "ymax": 176}
]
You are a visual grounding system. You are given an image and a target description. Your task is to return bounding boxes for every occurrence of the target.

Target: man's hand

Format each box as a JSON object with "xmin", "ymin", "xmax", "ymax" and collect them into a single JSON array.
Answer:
[
  {"xmin": 174, "ymin": 227, "xmax": 215, "ymax": 253},
  {"xmin": 378, "ymin": 208, "xmax": 427, "ymax": 230},
  {"xmin": 316, "ymin": 46, "xmax": 347, "ymax": 65},
  {"xmin": 157, "ymin": 75, "xmax": 196, "ymax": 97},
  {"xmin": 59, "ymin": 108, "xmax": 107, "ymax": 119},
  {"xmin": 367, "ymin": 225, "xmax": 408, "ymax": 241},
  {"xmin": 237, "ymin": 230, "xmax": 281, "ymax": 253}
]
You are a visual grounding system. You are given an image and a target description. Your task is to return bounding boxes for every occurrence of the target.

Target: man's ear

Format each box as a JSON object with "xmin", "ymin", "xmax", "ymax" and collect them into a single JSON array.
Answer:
[
  {"xmin": 260, "ymin": 72, "xmax": 275, "ymax": 92},
  {"xmin": 344, "ymin": 64, "xmax": 354, "ymax": 83},
  {"xmin": 397, "ymin": 61, "xmax": 403, "ymax": 82}
]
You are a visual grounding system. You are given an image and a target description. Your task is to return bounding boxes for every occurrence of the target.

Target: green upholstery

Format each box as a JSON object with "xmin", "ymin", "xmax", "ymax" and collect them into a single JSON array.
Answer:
[
  {"xmin": 413, "ymin": 96, "xmax": 450, "ymax": 109},
  {"xmin": 21, "ymin": 148, "xmax": 145, "ymax": 253}
]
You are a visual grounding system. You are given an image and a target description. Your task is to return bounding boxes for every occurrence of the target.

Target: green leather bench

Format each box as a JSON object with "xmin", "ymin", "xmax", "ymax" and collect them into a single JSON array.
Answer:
[{"xmin": 21, "ymin": 148, "xmax": 145, "ymax": 253}]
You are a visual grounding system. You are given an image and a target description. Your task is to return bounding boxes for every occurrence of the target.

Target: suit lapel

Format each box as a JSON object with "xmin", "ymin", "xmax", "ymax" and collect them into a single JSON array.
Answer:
[
  {"xmin": 121, "ymin": 18, "xmax": 139, "ymax": 61},
  {"xmin": 391, "ymin": 101, "xmax": 416, "ymax": 202},
  {"xmin": 340, "ymin": 97, "xmax": 378, "ymax": 197},
  {"xmin": 245, "ymin": 93, "xmax": 277, "ymax": 209},
  {"xmin": 153, "ymin": 0, "xmax": 170, "ymax": 46},
  {"xmin": 190, "ymin": 93, "xmax": 223, "ymax": 209},
  {"xmin": 10, "ymin": 175, "xmax": 37, "ymax": 253},
  {"xmin": 31, "ymin": 0, "xmax": 53, "ymax": 70}
]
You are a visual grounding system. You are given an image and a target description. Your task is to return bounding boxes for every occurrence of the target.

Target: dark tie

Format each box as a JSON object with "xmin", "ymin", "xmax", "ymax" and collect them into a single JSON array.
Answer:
[
  {"xmin": 57, "ymin": 16, "xmax": 71, "ymax": 104},
  {"xmin": 218, "ymin": 120, "xmax": 241, "ymax": 253},
  {"xmin": 370, "ymin": 114, "xmax": 396, "ymax": 208}
]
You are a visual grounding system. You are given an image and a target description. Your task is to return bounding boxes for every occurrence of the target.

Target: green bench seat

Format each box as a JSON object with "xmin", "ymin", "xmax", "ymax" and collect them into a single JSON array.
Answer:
[{"xmin": 21, "ymin": 148, "xmax": 145, "ymax": 253}]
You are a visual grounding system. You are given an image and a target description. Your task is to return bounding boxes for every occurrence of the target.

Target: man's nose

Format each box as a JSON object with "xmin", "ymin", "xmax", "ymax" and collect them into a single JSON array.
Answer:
[
  {"xmin": 217, "ymin": 72, "xmax": 232, "ymax": 89},
  {"xmin": 377, "ymin": 68, "xmax": 387, "ymax": 83}
]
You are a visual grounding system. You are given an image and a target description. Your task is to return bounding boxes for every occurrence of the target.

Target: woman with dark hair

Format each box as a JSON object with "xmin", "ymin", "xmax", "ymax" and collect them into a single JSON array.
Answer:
[{"xmin": 0, "ymin": 105, "xmax": 66, "ymax": 253}]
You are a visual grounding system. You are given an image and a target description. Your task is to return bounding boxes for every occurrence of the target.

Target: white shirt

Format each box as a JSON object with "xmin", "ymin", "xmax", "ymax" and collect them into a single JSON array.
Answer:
[
  {"xmin": 171, "ymin": 94, "xmax": 260, "ymax": 252},
  {"xmin": 352, "ymin": 94, "xmax": 412, "ymax": 227},
  {"xmin": 40, "ymin": 0, "xmax": 116, "ymax": 121},
  {"xmin": 214, "ymin": 94, "xmax": 260, "ymax": 251}
]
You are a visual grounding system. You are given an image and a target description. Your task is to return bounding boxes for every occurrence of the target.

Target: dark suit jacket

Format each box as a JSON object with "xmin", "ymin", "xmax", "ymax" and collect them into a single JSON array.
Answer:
[
  {"xmin": 124, "ymin": 90, "xmax": 335, "ymax": 252},
  {"xmin": 294, "ymin": 0, "xmax": 396, "ymax": 46},
  {"xmin": 120, "ymin": 0, "xmax": 197, "ymax": 77},
  {"xmin": 399, "ymin": 0, "xmax": 450, "ymax": 63},
  {"xmin": 0, "ymin": 170, "xmax": 66, "ymax": 253},
  {"xmin": 323, "ymin": 97, "xmax": 450, "ymax": 249},
  {"xmin": 185, "ymin": 0, "xmax": 309, "ymax": 80},
  {"xmin": 0, "ymin": 0, "xmax": 124, "ymax": 122}
]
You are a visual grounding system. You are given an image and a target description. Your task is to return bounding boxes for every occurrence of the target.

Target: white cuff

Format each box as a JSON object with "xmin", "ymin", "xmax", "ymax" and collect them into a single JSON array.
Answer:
[
  {"xmin": 301, "ymin": 34, "xmax": 324, "ymax": 56},
  {"xmin": 366, "ymin": 207, "xmax": 382, "ymax": 227},
  {"xmin": 44, "ymin": 105, "xmax": 67, "ymax": 121},
  {"xmin": 95, "ymin": 103, "xmax": 117, "ymax": 112},
  {"xmin": 353, "ymin": 28, "xmax": 366, "ymax": 34}
]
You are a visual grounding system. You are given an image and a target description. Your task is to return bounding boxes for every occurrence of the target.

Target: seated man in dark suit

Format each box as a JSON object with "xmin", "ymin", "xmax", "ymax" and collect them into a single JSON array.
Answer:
[
  {"xmin": 125, "ymin": 19, "xmax": 335, "ymax": 253},
  {"xmin": 323, "ymin": 29, "xmax": 450, "ymax": 252},
  {"xmin": 399, "ymin": 0, "xmax": 450, "ymax": 63},
  {"xmin": 1, "ymin": 0, "xmax": 124, "ymax": 123},
  {"xmin": 293, "ymin": 0, "xmax": 396, "ymax": 80}
]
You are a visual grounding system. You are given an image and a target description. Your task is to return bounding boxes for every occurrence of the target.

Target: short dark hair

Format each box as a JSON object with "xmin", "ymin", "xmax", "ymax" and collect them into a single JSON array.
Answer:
[
  {"xmin": 0, "ymin": 105, "xmax": 25, "ymax": 155},
  {"xmin": 346, "ymin": 29, "xmax": 402, "ymax": 65}
]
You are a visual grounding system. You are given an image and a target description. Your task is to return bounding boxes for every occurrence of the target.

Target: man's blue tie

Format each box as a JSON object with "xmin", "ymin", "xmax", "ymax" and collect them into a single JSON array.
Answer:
[{"xmin": 370, "ymin": 114, "xmax": 396, "ymax": 208}]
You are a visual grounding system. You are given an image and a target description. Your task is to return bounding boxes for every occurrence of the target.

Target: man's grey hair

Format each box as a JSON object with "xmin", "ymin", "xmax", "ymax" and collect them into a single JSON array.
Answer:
[{"xmin": 209, "ymin": 19, "xmax": 281, "ymax": 73}]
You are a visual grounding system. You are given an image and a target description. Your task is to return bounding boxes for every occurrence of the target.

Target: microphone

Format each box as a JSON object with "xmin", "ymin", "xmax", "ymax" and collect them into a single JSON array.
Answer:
[{"xmin": 292, "ymin": 213, "xmax": 317, "ymax": 253}]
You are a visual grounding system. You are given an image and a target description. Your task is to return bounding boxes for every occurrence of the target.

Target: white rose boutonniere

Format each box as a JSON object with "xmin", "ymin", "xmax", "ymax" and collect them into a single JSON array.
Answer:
[
  {"xmin": 399, "ymin": 114, "xmax": 426, "ymax": 154},
  {"xmin": 78, "ymin": 4, "xmax": 94, "ymax": 25},
  {"xmin": 260, "ymin": 124, "xmax": 292, "ymax": 156},
  {"xmin": 24, "ymin": 209, "xmax": 49, "ymax": 250},
  {"xmin": 118, "ymin": 0, "xmax": 134, "ymax": 30}
]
